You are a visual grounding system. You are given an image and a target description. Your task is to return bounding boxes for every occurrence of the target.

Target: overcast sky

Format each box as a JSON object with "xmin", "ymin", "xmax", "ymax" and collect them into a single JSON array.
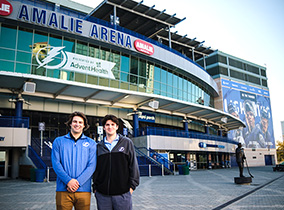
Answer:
[{"xmin": 73, "ymin": 0, "xmax": 284, "ymax": 142}]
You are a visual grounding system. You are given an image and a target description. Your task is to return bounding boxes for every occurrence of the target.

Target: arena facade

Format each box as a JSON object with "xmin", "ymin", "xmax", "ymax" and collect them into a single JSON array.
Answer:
[{"xmin": 0, "ymin": 0, "xmax": 275, "ymax": 179}]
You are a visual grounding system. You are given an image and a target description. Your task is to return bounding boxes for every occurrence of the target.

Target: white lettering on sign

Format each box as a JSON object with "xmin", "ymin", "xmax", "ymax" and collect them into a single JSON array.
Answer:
[{"xmin": 134, "ymin": 39, "xmax": 154, "ymax": 55}]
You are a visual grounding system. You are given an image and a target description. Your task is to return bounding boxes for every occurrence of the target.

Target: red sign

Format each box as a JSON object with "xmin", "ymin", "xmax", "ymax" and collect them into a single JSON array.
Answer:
[
  {"xmin": 0, "ymin": 0, "xmax": 12, "ymax": 16},
  {"xmin": 134, "ymin": 39, "xmax": 154, "ymax": 55}
]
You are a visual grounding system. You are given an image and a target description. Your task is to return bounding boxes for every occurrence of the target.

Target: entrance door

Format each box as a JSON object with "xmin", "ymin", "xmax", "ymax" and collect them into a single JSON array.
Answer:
[
  {"xmin": 264, "ymin": 155, "xmax": 273, "ymax": 165},
  {"xmin": 0, "ymin": 151, "xmax": 8, "ymax": 178}
]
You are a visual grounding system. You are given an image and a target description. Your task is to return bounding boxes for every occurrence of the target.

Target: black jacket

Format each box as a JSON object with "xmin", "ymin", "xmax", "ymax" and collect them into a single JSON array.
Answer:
[{"xmin": 92, "ymin": 134, "xmax": 140, "ymax": 195}]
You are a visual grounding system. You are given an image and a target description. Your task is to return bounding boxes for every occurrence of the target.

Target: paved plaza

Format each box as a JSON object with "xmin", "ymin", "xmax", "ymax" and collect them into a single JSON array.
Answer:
[{"xmin": 0, "ymin": 166, "xmax": 283, "ymax": 209}]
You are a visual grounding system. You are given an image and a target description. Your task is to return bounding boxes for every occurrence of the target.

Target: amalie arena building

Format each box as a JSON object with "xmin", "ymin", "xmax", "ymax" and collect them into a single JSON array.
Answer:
[{"xmin": 0, "ymin": 0, "xmax": 276, "ymax": 179}]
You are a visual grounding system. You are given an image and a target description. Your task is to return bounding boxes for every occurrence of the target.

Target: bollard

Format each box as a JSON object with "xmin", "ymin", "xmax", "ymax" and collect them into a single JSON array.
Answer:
[
  {"xmin": 149, "ymin": 164, "xmax": 151, "ymax": 177},
  {"xmin": 47, "ymin": 167, "xmax": 50, "ymax": 182}
]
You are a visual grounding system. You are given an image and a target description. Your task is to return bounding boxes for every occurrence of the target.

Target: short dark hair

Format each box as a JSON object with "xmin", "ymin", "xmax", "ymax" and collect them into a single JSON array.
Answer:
[
  {"xmin": 102, "ymin": 114, "xmax": 119, "ymax": 127},
  {"xmin": 65, "ymin": 111, "xmax": 90, "ymax": 131}
]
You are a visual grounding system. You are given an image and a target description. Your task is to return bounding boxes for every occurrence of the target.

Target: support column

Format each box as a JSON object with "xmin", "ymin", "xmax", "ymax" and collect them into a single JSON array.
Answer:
[
  {"xmin": 218, "ymin": 129, "xmax": 223, "ymax": 137},
  {"xmin": 15, "ymin": 99, "xmax": 23, "ymax": 118},
  {"xmin": 183, "ymin": 119, "xmax": 189, "ymax": 137},
  {"xmin": 133, "ymin": 113, "xmax": 139, "ymax": 137},
  {"xmin": 205, "ymin": 125, "xmax": 209, "ymax": 134},
  {"xmin": 15, "ymin": 98, "xmax": 23, "ymax": 127},
  {"xmin": 168, "ymin": 26, "xmax": 171, "ymax": 48}
]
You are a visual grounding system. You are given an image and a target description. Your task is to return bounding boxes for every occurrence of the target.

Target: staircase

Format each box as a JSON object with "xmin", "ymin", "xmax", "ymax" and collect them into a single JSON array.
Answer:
[
  {"xmin": 30, "ymin": 137, "xmax": 57, "ymax": 181},
  {"xmin": 135, "ymin": 147, "xmax": 174, "ymax": 176}
]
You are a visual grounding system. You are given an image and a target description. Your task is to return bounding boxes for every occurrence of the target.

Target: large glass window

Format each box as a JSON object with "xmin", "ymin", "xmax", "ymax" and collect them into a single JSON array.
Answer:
[
  {"xmin": 17, "ymin": 28, "xmax": 33, "ymax": 52},
  {"xmin": 49, "ymin": 34, "xmax": 62, "ymax": 47},
  {"xmin": 0, "ymin": 25, "xmax": 17, "ymax": 49},
  {"xmin": 130, "ymin": 56, "xmax": 138, "ymax": 85}
]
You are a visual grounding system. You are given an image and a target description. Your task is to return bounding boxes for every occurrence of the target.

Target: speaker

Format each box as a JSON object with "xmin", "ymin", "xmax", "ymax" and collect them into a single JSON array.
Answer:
[
  {"xmin": 23, "ymin": 82, "xmax": 36, "ymax": 93},
  {"xmin": 149, "ymin": 100, "xmax": 159, "ymax": 109}
]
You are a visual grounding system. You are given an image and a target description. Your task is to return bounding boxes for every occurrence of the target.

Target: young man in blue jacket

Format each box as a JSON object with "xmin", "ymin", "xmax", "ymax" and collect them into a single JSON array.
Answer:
[
  {"xmin": 93, "ymin": 114, "xmax": 140, "ymax": 210},
  {"xmin": 52, "ymin": 111, "xmax": 97, "ymax": 210}
]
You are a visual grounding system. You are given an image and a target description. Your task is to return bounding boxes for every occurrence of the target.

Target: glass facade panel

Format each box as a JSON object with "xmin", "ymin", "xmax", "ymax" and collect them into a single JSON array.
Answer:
[
  {"xmin": 64, "ymin": 37, "xmax": 76, "ymax": 52},
  {"xmin": 49, "ymin": 34, "xmax": 62, "ymax": 47},
  {"xmin": 0, "ymin": 48, "xmax": 15, "ymax": 61},
  {"xmin": 0, "ymin": 60, "xmax": 14, "ymax": 71},
  {"xmin": 0, "ymin": 25, "xmax": 17, "ymax": 49},
  {"xmin": 34, "ymin": 30, "xmax": 48, "ymax": 47},
  {"xmin": 47, "ymin": 69, "xmax": 60, "ymax": 79},
  {"xmin": 15, "ymin": 63, "xmax": 31, "ymax": 74},
  {"xmin": 16, "ymin": 51, "xmax": 32, "ymax": 63},
  {"xmin": 120, "ymin": 55, "xmax": 129, "ymax": 73},
  {"xmin": 17, "ymin": 28, "xmax": 33, "ymax": 52}
]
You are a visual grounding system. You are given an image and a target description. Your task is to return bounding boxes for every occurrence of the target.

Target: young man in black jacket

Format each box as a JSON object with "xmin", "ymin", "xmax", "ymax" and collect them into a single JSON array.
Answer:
[{"xmin": 93, "ymin": 114, "xmax": 140, "ymax": 210}]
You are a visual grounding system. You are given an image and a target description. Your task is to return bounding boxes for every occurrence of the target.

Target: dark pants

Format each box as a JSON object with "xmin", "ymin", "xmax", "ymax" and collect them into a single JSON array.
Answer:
[
  {"xmin": 95, "ymin": 191, "xmax": 132, "ymax": 210},
  {"xmin": 237, "ymin": 161, "xmax": 244, "ymax": 177}
]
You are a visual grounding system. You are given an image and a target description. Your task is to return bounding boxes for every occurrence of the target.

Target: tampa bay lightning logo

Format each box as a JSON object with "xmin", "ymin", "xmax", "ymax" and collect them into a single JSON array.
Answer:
[
  {"xmin": 118, "ymin": 147, "xmax": 125, "ymax": 152},
  {"xmin": 36, "ymin": 46, "xmax": 67, "ymax": 69},
  {"xmin": 83, "ymin": 142, "xmax": 90, "ymax": 147}
]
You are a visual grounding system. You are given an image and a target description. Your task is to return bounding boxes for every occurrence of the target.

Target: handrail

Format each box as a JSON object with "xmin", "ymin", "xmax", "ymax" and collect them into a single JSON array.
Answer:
[
  {"xmin": 28, "ymin": 145, "xmax": 47, "ymax": 170},
  {"xmin": 135, "ymin": 146, "xmax": 174, "ymax": 174},
  {"xmin": 138, "ymin": 147, "xmax": 174, "ymax": 171}
]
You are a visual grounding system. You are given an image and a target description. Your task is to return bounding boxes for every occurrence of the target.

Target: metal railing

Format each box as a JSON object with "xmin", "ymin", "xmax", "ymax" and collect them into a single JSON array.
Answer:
[
  {"xmin": 28, "ymin": 145, "xmax": 46, "ymax": 170},
  {"xmin": 0, "ymin": 116, "xmax": 29, "ymax": 128},
  {"xmin": 135, "ymin": 146, "xmax": 174, "ymax": 176},
  {"xmin": 139, "ymin": 127, "xmax": 238, "ymax": 145}
]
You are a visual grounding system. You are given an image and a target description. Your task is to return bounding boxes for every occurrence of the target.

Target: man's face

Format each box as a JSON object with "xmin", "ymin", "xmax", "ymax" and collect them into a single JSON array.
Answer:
[
  {"xmin": 261, "ymin": 118, "xmax": 269, "ymax": 133},
  {"xmin": 70, "ymin": 116, "xmax": 85, "ymax": 134},
  {"xmin": 104, "ymin": 119, "xmax": 118, "ymax": 136},
  {"xmin": 245, "ymin": 111, "xmax": 255, "ymax": 128}
]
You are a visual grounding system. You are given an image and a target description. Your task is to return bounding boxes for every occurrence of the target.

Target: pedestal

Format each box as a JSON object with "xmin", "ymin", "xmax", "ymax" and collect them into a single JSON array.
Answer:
[{"xmin": 234, "ymin": 177, "xmax": 252, "ymax": 184}]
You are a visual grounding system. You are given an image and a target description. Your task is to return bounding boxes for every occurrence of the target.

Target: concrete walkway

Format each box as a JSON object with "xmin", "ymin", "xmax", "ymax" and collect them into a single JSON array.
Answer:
[{"xmin": 0, "ymin": 166, "xmax": 283, "ymax": 209}]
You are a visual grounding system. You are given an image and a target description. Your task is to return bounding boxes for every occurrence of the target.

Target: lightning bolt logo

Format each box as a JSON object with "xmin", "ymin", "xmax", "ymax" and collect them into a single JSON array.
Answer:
[{"xmin": 36, "ymin": 46, "xmax": 67, "ymax": 69}]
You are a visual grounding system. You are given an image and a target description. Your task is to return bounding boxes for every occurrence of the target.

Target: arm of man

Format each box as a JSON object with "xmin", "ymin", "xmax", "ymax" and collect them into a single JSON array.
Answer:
[
  {"xmin": 76, "ymin": 142, "xmax": 97, "ymax": 187},
  {"xmin": 128, "ymin": 140, "xmax": 140, "ymax": 192},
  {"xmin": 51, "ymin": 139, "xmax": 73, "ymax": 186}
]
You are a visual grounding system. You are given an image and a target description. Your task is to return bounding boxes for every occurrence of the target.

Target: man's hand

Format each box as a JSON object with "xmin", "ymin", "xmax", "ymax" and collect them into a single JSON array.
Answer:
[
  {"xmin": 67, "ymin": 179, "xmax": 80, "ymax": 192},
  {"xmin": 130, "ymin": 188, "xmax": 134, "ymax": 195}
]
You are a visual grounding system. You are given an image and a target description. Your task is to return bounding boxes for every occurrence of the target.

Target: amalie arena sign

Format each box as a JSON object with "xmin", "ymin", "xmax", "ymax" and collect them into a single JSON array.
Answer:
[{"xmin": 1, "ymin": 1, "xmax": 155, "ymax": 56}]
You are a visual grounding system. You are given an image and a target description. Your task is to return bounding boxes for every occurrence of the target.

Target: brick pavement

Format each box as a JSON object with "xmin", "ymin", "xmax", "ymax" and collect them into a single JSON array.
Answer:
[{"xmin": 0, "ymin": 166, "xmax": 283, "ymax": 209}]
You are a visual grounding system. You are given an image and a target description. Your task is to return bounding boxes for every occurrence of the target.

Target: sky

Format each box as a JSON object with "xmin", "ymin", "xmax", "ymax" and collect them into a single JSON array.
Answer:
[{"xmin": 72, "ymin": 0, "xmax": 284, "ymax": 142}]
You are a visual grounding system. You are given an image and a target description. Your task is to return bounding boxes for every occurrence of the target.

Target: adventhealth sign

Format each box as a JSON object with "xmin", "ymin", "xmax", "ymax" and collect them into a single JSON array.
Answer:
[{"xmin": 35, "ymin": 46, "xmax": 115, "ymax": 79}]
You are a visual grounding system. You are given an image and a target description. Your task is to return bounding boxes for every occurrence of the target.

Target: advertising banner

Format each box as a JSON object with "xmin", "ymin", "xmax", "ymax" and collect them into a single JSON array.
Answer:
[{"xmin": 222, "ymin": 79, "xmax": 275, "ymax": 149}]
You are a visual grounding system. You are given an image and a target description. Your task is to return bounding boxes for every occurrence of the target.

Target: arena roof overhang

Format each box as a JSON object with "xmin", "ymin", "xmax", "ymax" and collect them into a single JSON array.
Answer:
[
  {"xmin": 86, "ymin": 0, "xmax": 215, "ymax": 61},
  {"xmin": 0, "ymin": 72, "xmax": 245, "ymax": 131}
]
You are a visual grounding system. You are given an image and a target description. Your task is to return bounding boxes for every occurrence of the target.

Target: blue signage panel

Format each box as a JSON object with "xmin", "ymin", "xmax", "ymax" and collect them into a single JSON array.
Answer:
[{"xmin": 138, "ymin": 113, "xmax": 155, "ymax": 123}]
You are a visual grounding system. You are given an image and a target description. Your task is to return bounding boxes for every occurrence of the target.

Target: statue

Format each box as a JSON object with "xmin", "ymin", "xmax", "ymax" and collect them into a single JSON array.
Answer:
[{"xmin": 235, "ymin": 143, "xmax": 246, "ymax": 177}]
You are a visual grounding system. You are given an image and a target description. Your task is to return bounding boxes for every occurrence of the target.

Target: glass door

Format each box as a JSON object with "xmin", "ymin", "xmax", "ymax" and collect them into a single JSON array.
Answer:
[{"xmin": 0, "ymin": 151, "xmax": 7, "ymax": 178}]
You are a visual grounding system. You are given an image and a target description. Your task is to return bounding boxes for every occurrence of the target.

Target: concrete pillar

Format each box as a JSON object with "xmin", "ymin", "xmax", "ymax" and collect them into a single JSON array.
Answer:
[
  {"xmin": 133, "ymin": 113, "xmax": 139, "ymax": 137},
  {"xmin": 11, "ymin": 148, "xmax": 20, "ymax": 179}
]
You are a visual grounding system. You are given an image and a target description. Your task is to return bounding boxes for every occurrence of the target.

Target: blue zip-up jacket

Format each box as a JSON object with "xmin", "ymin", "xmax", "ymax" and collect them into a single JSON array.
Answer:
[{"xmin": 51, "ymin": 133, "xmax": 97, "ymax": 192}]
